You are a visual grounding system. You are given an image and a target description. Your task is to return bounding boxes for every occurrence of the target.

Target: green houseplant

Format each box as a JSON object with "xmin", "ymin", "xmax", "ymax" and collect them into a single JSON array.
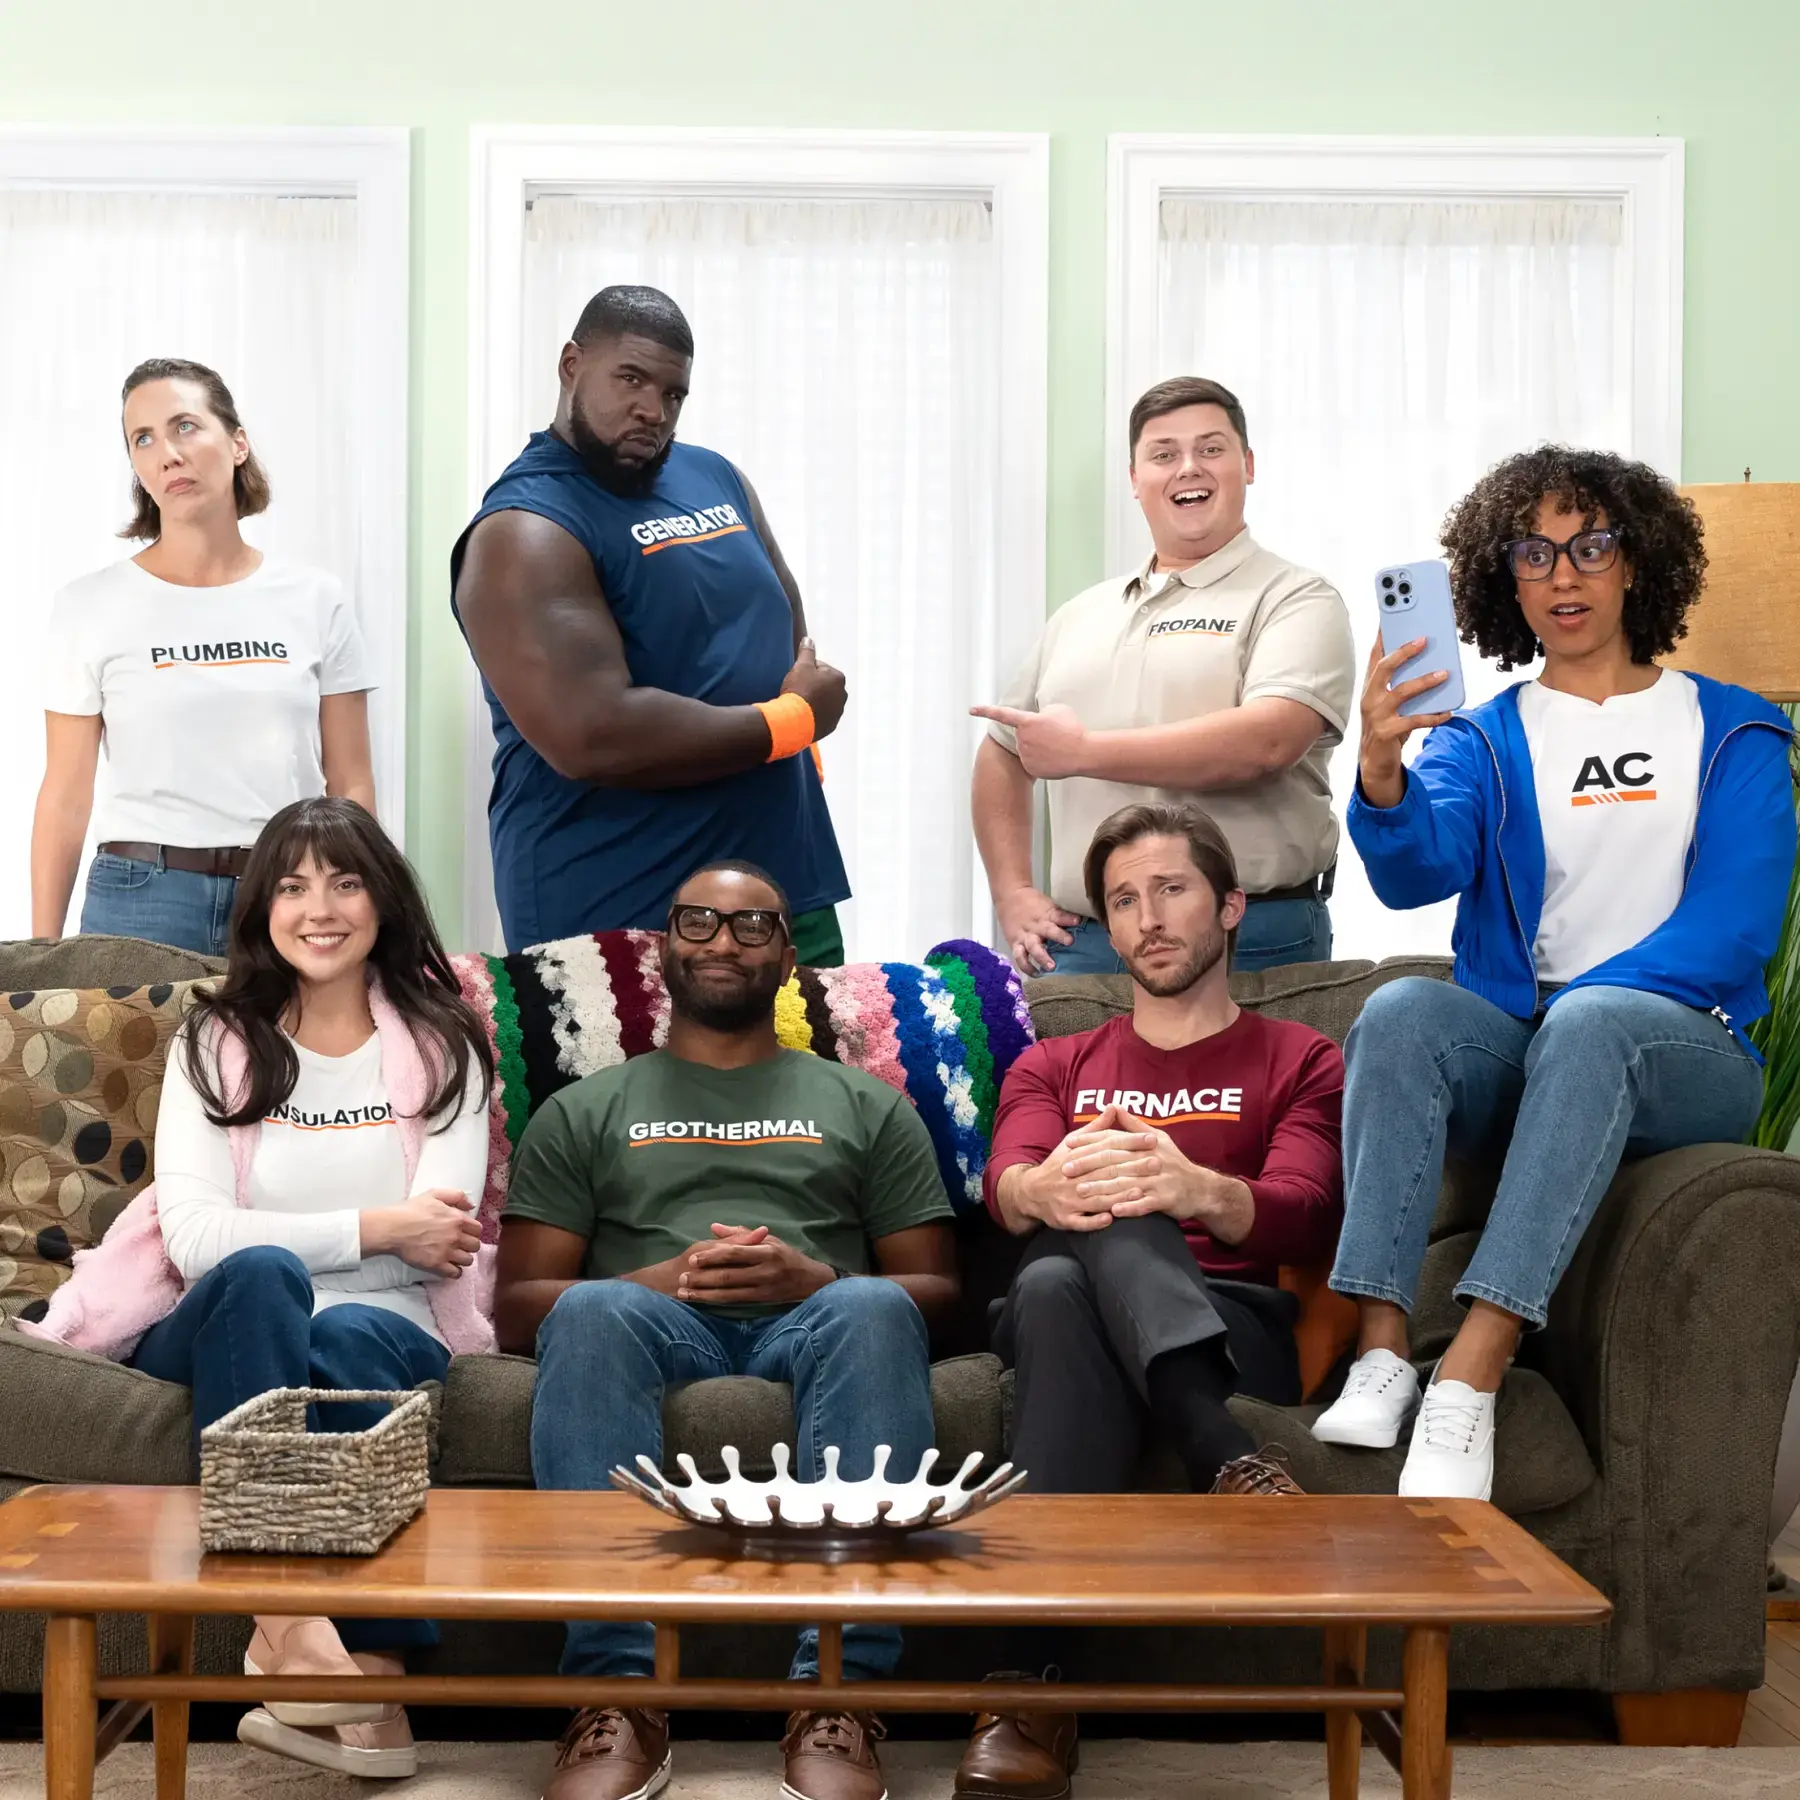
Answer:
[{"xmin": 1748, "ymin": 706, "xmax": 1800, "ymax": 1151}]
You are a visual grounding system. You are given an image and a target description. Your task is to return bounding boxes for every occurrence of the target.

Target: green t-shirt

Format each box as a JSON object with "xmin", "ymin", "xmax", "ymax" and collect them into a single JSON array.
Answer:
[{"xmin": 502, "ymin": 1049, "xmax": 952, "ymax": 1314}]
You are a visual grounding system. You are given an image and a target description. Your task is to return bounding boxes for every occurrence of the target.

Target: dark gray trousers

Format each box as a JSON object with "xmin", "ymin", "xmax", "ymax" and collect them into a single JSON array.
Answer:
[{"xmin": 994, "ymin": 1212, "xmax": 1302, "ymax": 1494}]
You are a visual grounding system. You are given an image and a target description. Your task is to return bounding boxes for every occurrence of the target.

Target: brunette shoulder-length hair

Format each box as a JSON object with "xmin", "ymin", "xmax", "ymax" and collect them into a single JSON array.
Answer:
[
  {"xmin": 118, "ymin": 357, "xmax": 271, "ymax": 542},
  {"xmin": 179, "ymin": 798, "xmax": 493, "ymax": 1132}
]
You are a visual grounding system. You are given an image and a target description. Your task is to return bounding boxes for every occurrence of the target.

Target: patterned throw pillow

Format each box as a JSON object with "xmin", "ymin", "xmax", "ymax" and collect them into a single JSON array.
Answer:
[{"xmin": 0, "ymin": 982, "xmax": 204, "ymax": 1322}]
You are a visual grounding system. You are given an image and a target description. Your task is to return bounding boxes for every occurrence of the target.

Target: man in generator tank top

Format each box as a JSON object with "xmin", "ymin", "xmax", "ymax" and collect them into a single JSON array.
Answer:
[{"xmin": 453, "ymin": 285, "xmax": 851, "ymax": 958}]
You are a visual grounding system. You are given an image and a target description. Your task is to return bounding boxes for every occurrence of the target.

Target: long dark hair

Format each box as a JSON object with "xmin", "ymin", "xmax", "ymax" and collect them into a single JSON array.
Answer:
[
  {"xmin": 180, "ymin": 798, "xmax": 493, "ymax": 1131},
  {"xmin": 119, "ymin": 357, "xmax": 272, "ymax": 542}
]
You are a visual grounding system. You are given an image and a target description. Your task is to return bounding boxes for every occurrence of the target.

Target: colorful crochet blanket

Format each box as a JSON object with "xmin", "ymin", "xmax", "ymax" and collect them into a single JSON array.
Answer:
[{"xmin": 449, "ymin": 935, "xmax": 1034, "ymax": 1225}]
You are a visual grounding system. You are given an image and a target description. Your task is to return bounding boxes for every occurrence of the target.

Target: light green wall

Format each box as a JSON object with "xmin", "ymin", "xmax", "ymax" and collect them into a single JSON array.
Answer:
[{"xmin": 6, "ymin": 0, "xmax": 1796, "ymax": 941}]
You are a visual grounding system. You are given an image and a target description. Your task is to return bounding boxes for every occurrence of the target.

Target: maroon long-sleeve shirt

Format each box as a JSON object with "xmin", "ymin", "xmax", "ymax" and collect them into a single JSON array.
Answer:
[{"xmin": 984, "ymin": 1009, "xmax": 1345, "ymax": 1287}]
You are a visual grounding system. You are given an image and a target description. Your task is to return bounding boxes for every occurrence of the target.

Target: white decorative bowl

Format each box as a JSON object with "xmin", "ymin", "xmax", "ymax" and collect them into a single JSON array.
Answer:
[{"xmin": 610, "ymin": 1443, "xmax": 1025, "ymax": 1550}]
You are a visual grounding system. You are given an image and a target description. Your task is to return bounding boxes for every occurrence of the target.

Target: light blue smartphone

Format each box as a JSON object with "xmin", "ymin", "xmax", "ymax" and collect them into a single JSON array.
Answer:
[{"xmin": 1376, "ymin": 559, "xmax": 1466, "ymax": 716}]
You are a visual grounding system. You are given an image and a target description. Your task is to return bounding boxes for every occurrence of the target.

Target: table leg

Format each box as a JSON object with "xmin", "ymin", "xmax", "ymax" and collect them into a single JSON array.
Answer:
[
  {"xmin": 43, "ymin": 1615, "xmax": 97, "ymax": 1800},
  {"xmin": 1401, "ymin": 1626, "xmax": 1452, "ymax": 1800},
  {"xmin": 817, "ymin": 1623, "xmax": 843, "ymax": 1687},
  {"xmin": 149, "ymin": 1613, "xmax": 195, "ymax": 1800},
  {"xmin": 1324, "ymin": 1624, "xmax": 1366, "ymax": 1800}
]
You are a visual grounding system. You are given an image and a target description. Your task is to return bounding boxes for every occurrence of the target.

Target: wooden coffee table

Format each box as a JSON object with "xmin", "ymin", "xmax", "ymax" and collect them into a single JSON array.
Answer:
[{"xmin": 0, "ymin": 1483, "xmax": 1607, "ymax": 1800}]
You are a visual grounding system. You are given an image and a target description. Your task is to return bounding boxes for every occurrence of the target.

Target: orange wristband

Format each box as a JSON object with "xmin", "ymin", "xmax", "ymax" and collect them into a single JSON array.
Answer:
[{"xmin": 754, "ymin": 692, "xmax": 816, "ymax": 762}]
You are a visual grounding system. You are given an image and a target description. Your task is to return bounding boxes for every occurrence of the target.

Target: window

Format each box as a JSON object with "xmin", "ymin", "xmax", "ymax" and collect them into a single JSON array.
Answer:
[
  {"xmin": 0, "ymin": 128, "xmax": 409, "ymax": 938},
  {"xmin": 1109, "ymin": 137, "xmax": 1683, "ymax": 958},
  {"xmin": 466, "ymin": 128, "xmax": 1049, "ymax": 958}
]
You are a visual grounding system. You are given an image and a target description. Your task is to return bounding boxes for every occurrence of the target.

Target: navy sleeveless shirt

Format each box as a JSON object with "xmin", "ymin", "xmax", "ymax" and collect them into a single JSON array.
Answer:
[{"xmin": 452, "ymin": 432, "xmax": 849, "ymax": 949}]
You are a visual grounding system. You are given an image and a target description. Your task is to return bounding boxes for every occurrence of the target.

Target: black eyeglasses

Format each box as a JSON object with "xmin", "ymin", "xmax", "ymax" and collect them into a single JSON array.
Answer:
[
  {"xmin": 667, "ymin": 904, "xmax": 789, "ymax": 948},
  {"xmin": 1504, "ymin": 528, "xmax": 1622, "ymax": 581}
]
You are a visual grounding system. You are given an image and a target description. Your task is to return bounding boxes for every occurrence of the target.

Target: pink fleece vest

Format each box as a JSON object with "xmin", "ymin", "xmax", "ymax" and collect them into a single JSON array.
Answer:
[{"xmin": 19, "ymin": 984, "xmax": 497, "ymax": 1362}]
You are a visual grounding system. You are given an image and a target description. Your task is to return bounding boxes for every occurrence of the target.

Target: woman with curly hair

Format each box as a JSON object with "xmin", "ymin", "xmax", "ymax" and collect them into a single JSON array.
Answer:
[{"xmin": 1311, "ymin": 446, "xmax": 1796, "ymax": 1499}]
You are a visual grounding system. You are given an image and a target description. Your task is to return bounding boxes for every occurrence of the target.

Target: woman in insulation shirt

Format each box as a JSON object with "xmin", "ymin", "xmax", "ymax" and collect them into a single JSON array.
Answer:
[{"xmin": 42, "ymin": 798, "xmax": 494, "ymax": 1777}]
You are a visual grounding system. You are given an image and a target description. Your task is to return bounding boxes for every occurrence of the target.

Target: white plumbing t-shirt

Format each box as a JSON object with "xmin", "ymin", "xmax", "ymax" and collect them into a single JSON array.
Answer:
[
  {"xmin": 42, "ymin": 556, "xmax": 371, "ymax": 847},
  {"xmin": 1516, "ymin": 669, "xmax": 1703, "ymax": 983},
  {"xmin": 153, "ymin": 1029, "xmax": 490, "ymax": 1346}
]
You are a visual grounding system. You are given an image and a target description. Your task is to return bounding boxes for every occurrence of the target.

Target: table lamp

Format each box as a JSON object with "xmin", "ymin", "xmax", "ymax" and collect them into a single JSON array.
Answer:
[{"xmin": 1670, "ymin": 481, "xmax": 1800, "ymax": 700}]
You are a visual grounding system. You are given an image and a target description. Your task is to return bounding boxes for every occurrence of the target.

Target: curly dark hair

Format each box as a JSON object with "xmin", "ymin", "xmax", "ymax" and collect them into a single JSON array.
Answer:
[{"xmin": 1439, "ymin": 445, "xmax": 1706, "ymax": 671}]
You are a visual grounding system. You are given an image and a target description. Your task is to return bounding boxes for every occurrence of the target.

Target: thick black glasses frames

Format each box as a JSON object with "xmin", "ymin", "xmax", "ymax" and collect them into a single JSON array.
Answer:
[
  {"xmin": 667, "ymin": 905, "xmax": 789, "ymax": 948},
  {"xmin": 1504, "ymin": 529, "xmax": 1622, "ymax": 581}
]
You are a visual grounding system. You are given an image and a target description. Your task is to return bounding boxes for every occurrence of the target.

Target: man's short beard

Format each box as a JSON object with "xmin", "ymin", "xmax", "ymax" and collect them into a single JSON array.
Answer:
[
  {"xmin": 566, "ymin": 401, "xmax": 674, "ymax": 499},
  {"xmin": 1125, "ymin": 923, "xmax": 1228, "ymax": 998},
  {"xmin": 661, "ymin": 947, "xmax": 784, "ymax": 1033}
]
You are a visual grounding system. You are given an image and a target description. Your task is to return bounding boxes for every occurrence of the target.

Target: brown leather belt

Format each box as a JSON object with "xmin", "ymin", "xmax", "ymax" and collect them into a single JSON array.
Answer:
[{"xmin": 98, "ymin": 841, "xmax": 253, "ymax": 879}]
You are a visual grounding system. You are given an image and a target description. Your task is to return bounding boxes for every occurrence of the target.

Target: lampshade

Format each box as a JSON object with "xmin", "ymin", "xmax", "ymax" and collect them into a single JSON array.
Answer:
[{"xmin": 1669, "ymin": 483, "xmax": 1800, "ymax": 701}]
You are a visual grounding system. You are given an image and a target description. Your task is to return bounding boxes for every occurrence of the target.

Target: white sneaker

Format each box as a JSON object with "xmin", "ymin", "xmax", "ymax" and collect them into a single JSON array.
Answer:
[
  {"xmin": 1311, "ymin": 1349, "xmax": 1420, "ymax": 1448},
  {"xmin": 1397, "ymin": 1378, "xmax": 1497, "ymax": 1501},
  {"xmin": 238, "ymin": 1704, "xmax": 419, "ymax": 1778}
]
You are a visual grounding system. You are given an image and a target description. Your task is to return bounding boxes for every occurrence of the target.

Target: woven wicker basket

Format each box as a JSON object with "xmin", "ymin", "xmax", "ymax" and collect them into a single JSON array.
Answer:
[{"xmin": 198, "ymin": 1387, "xmax": 430, "ymax": 1556}]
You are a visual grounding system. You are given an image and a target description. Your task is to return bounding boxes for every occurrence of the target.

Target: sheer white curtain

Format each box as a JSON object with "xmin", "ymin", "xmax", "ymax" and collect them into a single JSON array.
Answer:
[
  {"xmin": 514, "ymin": 194, "xmax": 999, "ymax": 960},
  {"xmin": 0, "ymin": 189, "xmax": 365, "ymax": 938},
  {"xmin": 1157, "ymin": 197, "xmax": 1627, "ymax": 959}
]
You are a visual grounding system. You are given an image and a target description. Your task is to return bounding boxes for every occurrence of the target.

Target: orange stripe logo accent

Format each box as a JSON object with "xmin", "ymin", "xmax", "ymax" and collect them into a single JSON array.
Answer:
[
  {"xmin": 1571, "ymin": 790, "xmax": 1658, "ymax": 807},
  {"xmin": 1074, "ymin": 1110, "xmax": 1239, "ymax": 1125},
  {"xmin": 631, "ymin": 1133, "xmax": 823, "ymax": 1148},
  {"xmin": 155, "ymin": 657, "xmax": 288, "ymax": 670},
  {"xmin": 266, "ymin": 1117, "xmax": 397, "ymax": 1133},
  {"xmin": 639, "ymin": 523, "xmax": 748, "ymax": 556}
]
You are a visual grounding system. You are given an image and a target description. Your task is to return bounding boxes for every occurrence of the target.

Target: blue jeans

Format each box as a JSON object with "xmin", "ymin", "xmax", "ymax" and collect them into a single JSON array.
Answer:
[
  {"xmin": 1330, "ymin": 979, "xmax": 1764, "ymax": 1329},
  {"xmin": 130, "ymin": 1245, "xmax": 450, "ymax": 1652},
  {"xmin": 79, "ymin": 853, "xmax": 238, "ymax": 957},
  {"xmin": 531, "ymin": 1277, "xmax": 934, "ymax": 1682},
  {"xmin": 1051, "ymin": 895, "xmax": 1332, "ymax": 978}
]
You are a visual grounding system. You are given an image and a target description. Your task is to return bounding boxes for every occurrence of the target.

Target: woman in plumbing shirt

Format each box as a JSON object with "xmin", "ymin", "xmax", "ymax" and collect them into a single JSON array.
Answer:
[{"xmin": 30, "ymin": 355, "xmax": 375, "ymax": 957}]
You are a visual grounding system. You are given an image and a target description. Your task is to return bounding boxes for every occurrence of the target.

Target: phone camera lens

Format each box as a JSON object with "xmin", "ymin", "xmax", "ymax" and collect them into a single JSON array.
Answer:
[
  {"xmin": 1383, "ymin": 595, "xmax": 1395, "ymax": 607},
  {"xmin": 1398, "ymin": 581, "xmax": 1412, "ymax": 597},
  {"xmin": 1380, "ymin": 574, "xmax": 1394, "ymax": 589}
]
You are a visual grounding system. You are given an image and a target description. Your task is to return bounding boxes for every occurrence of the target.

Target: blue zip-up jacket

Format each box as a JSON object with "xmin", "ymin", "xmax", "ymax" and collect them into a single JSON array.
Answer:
[{"xmin": 1348, "ymin": 673, "xmax": 1795, "ymax": 1056}]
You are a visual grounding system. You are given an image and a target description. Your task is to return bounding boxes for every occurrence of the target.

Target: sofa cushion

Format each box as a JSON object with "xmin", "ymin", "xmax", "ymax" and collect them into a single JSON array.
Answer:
[
  {"xmin": 436, "ymin": 1350, "xmax": 1009, "ymax": 1487},
  {"xmin": 0, "ymin": 1325, "xmax": 193, "ymax": 1483},
  {"xmin": 1024, "ymin": 955, "xmax": 1454, "ymax": 1050},
  {"xmin": 0, "ymin": 981, "xmax": 207, "ymax": 1322},
  {"xmin": 1, "ymin": 1323, "xmax": 1011, "ymax": 1493},
  {"xmin": 1230, "ymin": 1364, "xmax": 1599, "ymax": 1516},
  {"xmin": 0, "ymin": 937, "xmax": 225, "ymax": 993}
]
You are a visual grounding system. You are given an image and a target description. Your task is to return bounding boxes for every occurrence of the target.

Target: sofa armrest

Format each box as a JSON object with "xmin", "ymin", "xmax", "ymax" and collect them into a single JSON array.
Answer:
[{"xmin": 1536, "ymin": 1143, "xmax": 1800, "ymax": 1692}]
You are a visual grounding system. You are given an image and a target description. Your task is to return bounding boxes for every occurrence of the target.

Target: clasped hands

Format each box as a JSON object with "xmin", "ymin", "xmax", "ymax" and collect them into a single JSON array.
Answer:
[
  {"xmin": 665, "ymin": 1223, "xmax": 834, "ymax": 1307},
  {"xmin": 1022, "ymin": 1104, "xmax": 1253, "ymax": 1242}
]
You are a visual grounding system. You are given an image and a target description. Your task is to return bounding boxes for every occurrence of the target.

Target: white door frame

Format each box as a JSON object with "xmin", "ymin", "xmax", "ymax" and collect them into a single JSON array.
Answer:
[
  {"xmin": 0, "ymin": 125, "xmax": 413, "ymax": 837},
  {"xmin": 463, "ymin": 125, "xmax": 1051, "ymax": 953},
  {"xmin": 1105, "ymin": 134, "xmax": 1685, "ymax": 571}
]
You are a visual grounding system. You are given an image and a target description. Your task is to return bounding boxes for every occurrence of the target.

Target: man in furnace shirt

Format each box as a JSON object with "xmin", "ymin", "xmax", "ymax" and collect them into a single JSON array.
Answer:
[
  {"xmin": 951, "ymin": 800, "xmax": 1344, "ymax": 1800},
  {"xmin": 972, "ymin": 376, "xmax": 1355, "ymax": 978}
]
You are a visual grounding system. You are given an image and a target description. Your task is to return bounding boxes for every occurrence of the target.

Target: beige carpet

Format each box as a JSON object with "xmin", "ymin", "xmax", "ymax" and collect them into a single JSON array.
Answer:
[{"xmin": 4, "ymin": 1740, "xmax": 1800, "ymax": 1798}]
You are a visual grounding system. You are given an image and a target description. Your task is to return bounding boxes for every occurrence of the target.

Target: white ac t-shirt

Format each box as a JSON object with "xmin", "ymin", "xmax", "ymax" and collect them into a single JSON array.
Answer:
[
  {"xmin": 153, "ymin": 1028, "xmax": 491, "ymax": 1346},
  {"xmin": 1516, "ymin": 669, "xmax": 1703, "ymax": 984},
  {"xmin": 42, "ymin": 556, "xmax": 372, "ymax": 847}
]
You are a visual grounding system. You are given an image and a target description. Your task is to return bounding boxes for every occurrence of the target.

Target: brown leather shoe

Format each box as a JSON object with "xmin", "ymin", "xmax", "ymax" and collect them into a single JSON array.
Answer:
[
  {"xmin": 780, "ymin": 1709, "xmax": 888, "ymax": 1800},
  {"xmin": 1211, "ymin": 1447, "xmax": 1305, "ymax": 1495},
  {"xmin": 541, "ymin": 1706, "xmax": 671, "ymax": 1799},
  {"xmin": 954, "ymin": 1671, "xmax": 1078, "ymax": 1798}
]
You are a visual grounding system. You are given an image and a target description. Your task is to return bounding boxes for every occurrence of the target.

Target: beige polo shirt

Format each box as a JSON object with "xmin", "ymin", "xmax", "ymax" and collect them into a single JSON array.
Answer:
[{"xmin": 987, "ymin": 530, "xmax": 1355, "ymax": 916}]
